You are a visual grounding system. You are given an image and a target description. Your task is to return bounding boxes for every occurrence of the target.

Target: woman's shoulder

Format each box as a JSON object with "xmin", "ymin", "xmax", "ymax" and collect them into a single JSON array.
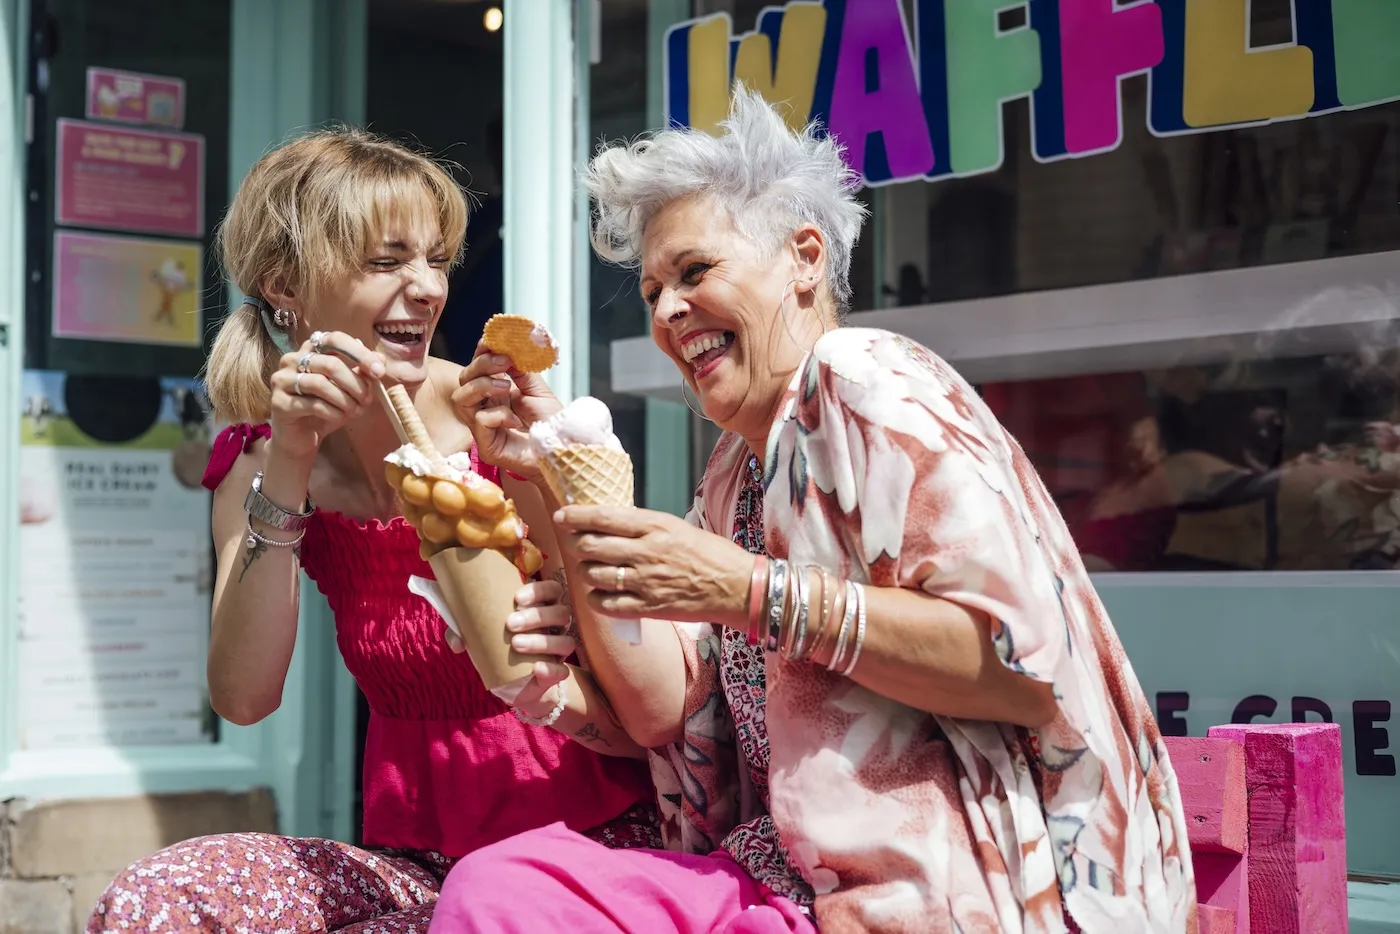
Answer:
[
  {"xmin": 807, "ymin": 327, "xmax": 959, "ymax": 394},
  {"xmin": 204, "ymin": 423, "xmax": 271, "ymax": 493}
]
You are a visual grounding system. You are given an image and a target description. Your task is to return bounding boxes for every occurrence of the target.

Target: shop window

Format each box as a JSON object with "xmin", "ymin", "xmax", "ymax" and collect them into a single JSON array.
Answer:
[
  {"xmin": 25, "ymin": 0, "xmax": 231, "ymax": 379},
  {"xmin": 633, "ymin": 1, "xmax": 1400, "ymax": 572}
]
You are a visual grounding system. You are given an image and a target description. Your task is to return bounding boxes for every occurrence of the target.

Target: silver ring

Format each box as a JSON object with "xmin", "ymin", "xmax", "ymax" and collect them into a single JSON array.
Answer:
[
  {"xmin": 310, "ymin": 330, "xmax": 327, "ymax": 354},
  {"xmin": 293, "ymin": 373, "xmax": 305, "ymax": 396},
  {"xmin": 614, "ymin": 566, "xmax": 627, "ymax": 591},
  {"xmin": 297, "ymin": 352, "xmax": 314, "ymax": 373}
]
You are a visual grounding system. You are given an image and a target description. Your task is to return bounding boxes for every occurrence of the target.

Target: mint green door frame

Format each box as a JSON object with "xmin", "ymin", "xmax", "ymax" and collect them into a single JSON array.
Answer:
[
  {"xmin": 644, "ymin": 0, "xmax": 693, "ymax": 516},
  {"xmin": 0, "ymin": 0, "xmax": 357, "ymax": 843},
  {"xmin": 0, "ymin": 0, "xmax": 27, "ymax": 785}
]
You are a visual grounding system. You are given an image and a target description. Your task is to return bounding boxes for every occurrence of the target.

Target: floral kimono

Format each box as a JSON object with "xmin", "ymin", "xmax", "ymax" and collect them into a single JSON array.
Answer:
[{"xmin": 648, "ymin": 328, "xmax": 1197, "ymax": 933}]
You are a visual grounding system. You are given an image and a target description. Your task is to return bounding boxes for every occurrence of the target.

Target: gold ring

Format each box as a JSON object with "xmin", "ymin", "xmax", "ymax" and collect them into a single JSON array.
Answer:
[{"xmin": 615, "ymin": 566, "xmax": 627, "ymax": 591}]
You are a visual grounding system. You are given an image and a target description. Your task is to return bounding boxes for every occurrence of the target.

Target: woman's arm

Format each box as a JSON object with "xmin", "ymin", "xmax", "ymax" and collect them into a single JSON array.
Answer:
[
  {"xmin": 557, "ymin": 506, "xmax": 1059, "ymax": 731},
  {"xmin": 207, "ymin": 440, "xmax": 310, "ymax": 725},
  {"xmin": 538, "ymin": 484, "xmax": 688, "ymax": 749},
  {"xmin": 544, "ymin": 664, "xmax": 648, "ymax": 759},
  {"xmin": 810, "ymin": 581, "xmax": 1058, "ymax": 728}
]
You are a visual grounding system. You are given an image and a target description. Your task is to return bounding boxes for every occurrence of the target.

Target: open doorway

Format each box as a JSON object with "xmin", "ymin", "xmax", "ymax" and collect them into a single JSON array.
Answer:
[{"xmin": 352, "ymin": 0, "xmax": 504, "ymax": 844}]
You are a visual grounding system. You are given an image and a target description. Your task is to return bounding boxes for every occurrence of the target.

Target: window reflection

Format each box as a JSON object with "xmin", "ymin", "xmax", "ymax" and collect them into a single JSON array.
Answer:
[{"xmin": 985, "ymin": 343, "xmax": 1400, "ymax": 572}]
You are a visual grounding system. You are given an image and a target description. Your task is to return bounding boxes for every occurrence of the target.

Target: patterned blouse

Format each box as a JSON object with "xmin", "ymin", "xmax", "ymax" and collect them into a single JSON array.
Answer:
[{"xmin": 646, "ymin": 328, "xmax": 1197, "ymax": 933}]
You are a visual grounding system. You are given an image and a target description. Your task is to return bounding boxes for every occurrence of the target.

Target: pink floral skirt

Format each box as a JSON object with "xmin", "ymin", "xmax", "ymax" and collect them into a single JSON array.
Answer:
[{"xmin": 87, "ymin": 802, "xmax": 660, "ymax": 933}]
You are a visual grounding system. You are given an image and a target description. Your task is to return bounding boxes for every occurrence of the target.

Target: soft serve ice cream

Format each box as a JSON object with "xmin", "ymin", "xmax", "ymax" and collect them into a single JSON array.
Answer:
[{"xmin": 528, "ymin": 396, "xmax": 625, "ymax": 455}]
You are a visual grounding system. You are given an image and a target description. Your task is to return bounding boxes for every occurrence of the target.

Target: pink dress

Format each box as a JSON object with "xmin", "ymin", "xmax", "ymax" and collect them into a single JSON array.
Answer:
[
  {"xmin": 214, "ymin": 423, "xmax": 653, "ymax": 855},
  {"xmin": 86, "ymin": 424, "xmax": 657, "ymax": 934}
]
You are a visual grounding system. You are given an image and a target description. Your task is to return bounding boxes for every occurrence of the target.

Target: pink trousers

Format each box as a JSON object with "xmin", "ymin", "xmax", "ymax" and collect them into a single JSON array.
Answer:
[{"xmin": 427, "ymin": 822, "xmax": 817, "ymax": 934}]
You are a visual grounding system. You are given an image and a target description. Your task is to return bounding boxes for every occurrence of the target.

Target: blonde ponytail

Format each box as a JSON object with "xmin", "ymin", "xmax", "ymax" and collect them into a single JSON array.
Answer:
[{"xmin": 205, "ymin": 301, "xmax": 281, "ymax": 425}]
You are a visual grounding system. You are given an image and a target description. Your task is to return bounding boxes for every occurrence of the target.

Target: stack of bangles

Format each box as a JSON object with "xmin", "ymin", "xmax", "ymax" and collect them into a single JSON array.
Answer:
[{"xmin": 745, "ymin": 557, "xmax": 867, "ymax": 675}]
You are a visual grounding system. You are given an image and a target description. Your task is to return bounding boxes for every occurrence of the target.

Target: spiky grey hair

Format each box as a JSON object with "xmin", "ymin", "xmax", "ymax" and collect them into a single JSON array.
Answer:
[{"xmin": 584, "ymin": 86, "xmax": 868, "ymax": 311}]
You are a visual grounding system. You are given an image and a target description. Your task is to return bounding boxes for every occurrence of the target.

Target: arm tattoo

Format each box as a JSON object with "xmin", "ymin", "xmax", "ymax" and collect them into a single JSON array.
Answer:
[
  {"xmin": 238, "ymin": 539, "xmax": 268, "ymax": 583},
  {"xmin": 574, "ymin": 721, "xmax": 611, "ymax": 746}
]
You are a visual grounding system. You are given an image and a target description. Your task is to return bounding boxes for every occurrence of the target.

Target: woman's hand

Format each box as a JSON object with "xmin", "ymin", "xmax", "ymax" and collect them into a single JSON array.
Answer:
[
  {"xmin": 444, "ymin": 577, "xmax": 576, "ymax": 719},
  {"xmin": 554, "ymin": 505, "xmax": 753, "ymax": 629},
  {"xmin": 451, "ymin": 340, "xmax": 562, "ymax": 482},
  {"xmin": 268, "ymin": 331, "xmax": 385, "ymax": 462}
]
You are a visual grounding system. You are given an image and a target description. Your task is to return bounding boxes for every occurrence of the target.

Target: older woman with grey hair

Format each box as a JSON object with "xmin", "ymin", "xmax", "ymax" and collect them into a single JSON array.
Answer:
[{"xmin": 432, "ymin": 90, "xmax": 1196, "ymax": 934}]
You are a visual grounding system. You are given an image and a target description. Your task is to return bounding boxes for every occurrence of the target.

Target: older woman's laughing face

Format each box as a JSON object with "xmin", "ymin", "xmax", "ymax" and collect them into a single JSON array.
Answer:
[{"xmin": 640, "ymin": 194, "xmax": 829, "ymax": 451}]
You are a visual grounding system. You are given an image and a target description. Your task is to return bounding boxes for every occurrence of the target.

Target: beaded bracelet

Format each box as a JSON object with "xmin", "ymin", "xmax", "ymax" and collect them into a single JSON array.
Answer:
[
  {"xmin": 513, "ymin": 678, "xmax": 567, "ymax": 728},
  {"xmin": 244, "ymin": 516, "xmax": 305, "ymax": 551}
]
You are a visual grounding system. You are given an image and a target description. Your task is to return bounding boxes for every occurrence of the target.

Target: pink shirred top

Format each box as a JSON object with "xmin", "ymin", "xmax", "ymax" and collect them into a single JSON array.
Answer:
[{"xmin": 204, "ymin": 424, "xmax": 652, "ymax": 857}]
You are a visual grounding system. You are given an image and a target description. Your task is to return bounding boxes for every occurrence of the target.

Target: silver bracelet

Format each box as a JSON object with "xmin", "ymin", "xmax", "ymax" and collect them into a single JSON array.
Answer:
[
  {"xmin": 244, "ymin": 516, "xmax": 305, "ymax": 551},
  {"xmin": 785, "ymin": 567, "xmax": 812, "ymax": 660},
  {"xmin": 765, "ymin": 559, "xmax": 788, "ymax": 653},
  {"xmin": 827, "ymin": 579, "xmax": 857, "ymax": 672},
  {"xmin": 513, "ymin": 678, "xmax": 567, "ymax": 728},
  {"xmin": 244, "ymin": 471, "xmax": 315, "ymax": 533},
  {"xmin": 841, "ymin": 582, "xmax": 867, "ymax": 677}
]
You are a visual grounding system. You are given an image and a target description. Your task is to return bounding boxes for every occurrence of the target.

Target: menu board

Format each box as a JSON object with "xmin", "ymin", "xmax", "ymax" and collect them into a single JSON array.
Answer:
[{"xmin": 17, "ymin": 370, "xmax": 215, "ymax": 749}]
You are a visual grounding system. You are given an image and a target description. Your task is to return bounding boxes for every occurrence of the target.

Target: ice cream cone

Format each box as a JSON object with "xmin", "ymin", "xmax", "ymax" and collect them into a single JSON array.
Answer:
[
  {"xmin": 538, "ymin": 444, "xmax": 642, "ymax": 643},
  {"xmin": 537, "ymin": 444, "xmax": 635, "ymax": 508}
]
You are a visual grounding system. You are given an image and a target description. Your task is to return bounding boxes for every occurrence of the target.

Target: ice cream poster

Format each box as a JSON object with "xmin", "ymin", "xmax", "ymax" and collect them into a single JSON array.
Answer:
[
  {"xmin": 51, "ymin": 231, "xmax": 202, "ymax": 347},
  {"xmin": 86, "ymin": 67, "xmax": 185, "ymax": 128},
  {"xmin": 18, "ymin": 370, "xmax": 216, "ymax": 749},
  {"xmin": 55, "ymin": 120, "xmax": 205, "ymax": 238}
]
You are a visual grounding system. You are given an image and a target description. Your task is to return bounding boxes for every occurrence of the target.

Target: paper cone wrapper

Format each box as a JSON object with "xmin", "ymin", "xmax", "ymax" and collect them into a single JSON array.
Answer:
[
  {"xmin": 538, "ymin": 445, "xmax": 642, "ymax": 644},
  {"xmin": 427, "ymin": 546, "xmax": 536, "ymax": 691}
]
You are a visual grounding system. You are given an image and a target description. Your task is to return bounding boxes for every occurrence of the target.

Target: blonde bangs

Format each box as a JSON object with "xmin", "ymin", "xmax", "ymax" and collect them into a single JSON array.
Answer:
[{"xmin": 359, "ymin": 166, "xmax": 469, "ymax": 268}]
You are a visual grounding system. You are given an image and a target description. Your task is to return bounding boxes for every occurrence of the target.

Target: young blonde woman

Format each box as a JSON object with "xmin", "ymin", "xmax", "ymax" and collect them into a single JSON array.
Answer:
[{"xmin": 87, "ymin": 128, "xmax": 656, "ymax": 934}]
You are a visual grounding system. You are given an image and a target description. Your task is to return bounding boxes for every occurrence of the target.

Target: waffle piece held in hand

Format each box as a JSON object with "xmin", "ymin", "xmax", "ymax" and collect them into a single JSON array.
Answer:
[{"xmin": 482, "ymin": 314, "xmax": 559, "ymax": 373}]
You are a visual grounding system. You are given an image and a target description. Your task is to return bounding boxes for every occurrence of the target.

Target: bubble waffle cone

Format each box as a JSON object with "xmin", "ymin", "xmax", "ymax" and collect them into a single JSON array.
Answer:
[
  {"xmin": 482, "ymin": 314, "xmax": 559, "ymax": 373},
  {"xmin": 537, "ymin": 445, "xmax": 635, "ymax": 509},
  {"xmin": 381, "ymin": 387, "xmax": 544, "ymax": 690}
]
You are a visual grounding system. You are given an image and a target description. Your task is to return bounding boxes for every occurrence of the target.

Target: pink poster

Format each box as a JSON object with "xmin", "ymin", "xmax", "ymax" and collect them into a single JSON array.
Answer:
[
  {"xmin": 51, "ymin": 231, "xmax": 203, "ymax": 347},
  {"xmin": 85, "ymin": 68, "xmax": 186, "ymax": 128},
  {"xmin": 55, "ymin": 119, "xmax": 204, "ymax": 238}
]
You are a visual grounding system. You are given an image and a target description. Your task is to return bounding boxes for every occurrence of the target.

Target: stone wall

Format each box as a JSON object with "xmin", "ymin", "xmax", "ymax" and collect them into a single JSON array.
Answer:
[{"xmin": 0, "ymin": 790, "xmax": 276, "ymax": 934}]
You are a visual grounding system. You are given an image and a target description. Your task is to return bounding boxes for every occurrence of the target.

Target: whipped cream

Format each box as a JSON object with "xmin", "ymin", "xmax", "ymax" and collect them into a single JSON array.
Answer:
[
  {"xmin": 529, "ymin": 396, "xmax": 624, "ymax": 454},
  {"xmin": 385, "ymin": 445, "xmax": 498, "ymax": 490}
]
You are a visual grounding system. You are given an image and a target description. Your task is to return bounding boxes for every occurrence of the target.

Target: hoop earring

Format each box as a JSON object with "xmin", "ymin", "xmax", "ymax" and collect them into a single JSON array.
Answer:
[
  {"xmin": 680, "ymin": 381, "xmax": 712, "ymax": 422},
  {"xmin": 778, "ymin": 279, "xmax": 836, "ymax": 349},
  {"xmin": 252, "ymin": 299, "xmax": 296, "ymax": 355}
]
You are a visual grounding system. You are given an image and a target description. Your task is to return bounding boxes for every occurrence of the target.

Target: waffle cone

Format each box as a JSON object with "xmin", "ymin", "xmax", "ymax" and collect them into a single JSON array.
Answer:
[
  {"xmin": 538, "ymin": 445, "xmax": 634, "ymax": 507},
  {"xmin": 428, "ymin": 546, "xmax": 536, "ymax": 691}
]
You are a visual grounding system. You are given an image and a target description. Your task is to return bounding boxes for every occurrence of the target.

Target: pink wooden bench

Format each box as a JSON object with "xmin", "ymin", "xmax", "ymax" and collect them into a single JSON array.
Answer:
[{"xmin": 1164, "ymin": 722, "xmax": 1348, "ymax": 934}]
